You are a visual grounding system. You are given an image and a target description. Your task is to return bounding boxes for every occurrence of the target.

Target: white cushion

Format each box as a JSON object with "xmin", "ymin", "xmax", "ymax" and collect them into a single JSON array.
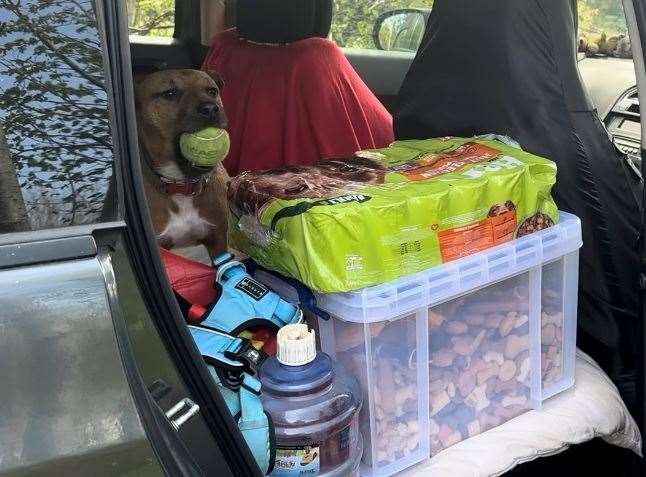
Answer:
[{"xmin": 401, "ymin": 350, "xmax": 642, "ymax": 477}]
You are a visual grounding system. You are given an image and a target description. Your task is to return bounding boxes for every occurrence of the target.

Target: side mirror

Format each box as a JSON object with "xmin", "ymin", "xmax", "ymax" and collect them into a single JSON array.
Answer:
[{"xmin": 373, "ymin": 9, "xmax": 428, "ymax": 52}]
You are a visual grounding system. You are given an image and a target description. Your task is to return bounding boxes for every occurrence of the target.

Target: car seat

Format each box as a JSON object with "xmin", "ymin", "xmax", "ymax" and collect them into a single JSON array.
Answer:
[
  {"xmin": 395, "ymin": 0, "xmax": 644, "ymax": 431},
  {"xmin": 202, "ymin": 0, "xmax": 394, "ymax": 176}
]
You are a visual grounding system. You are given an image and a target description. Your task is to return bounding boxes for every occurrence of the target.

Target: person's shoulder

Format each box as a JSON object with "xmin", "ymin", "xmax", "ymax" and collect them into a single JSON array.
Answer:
[
  {"xmin": 300, "ymin": 37, "xmax": 341, "ymax": 53},
  {"xmin": 292, "ymin": 37, "xmax": 345, "ymax": 64},
  {"xmin": 209, "ymin": 28, "xmax": 241, "ymax": 48}
]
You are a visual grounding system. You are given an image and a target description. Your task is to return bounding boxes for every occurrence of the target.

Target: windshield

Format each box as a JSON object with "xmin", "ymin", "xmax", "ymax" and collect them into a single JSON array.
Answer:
[{"xmin": 579, "ymin": 0, "xmax": 631, "ymax": 58}]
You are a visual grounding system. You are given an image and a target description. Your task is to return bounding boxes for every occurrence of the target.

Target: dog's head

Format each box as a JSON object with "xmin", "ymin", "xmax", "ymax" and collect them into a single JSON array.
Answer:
[{"xmin": 135, "ymin": 69, "xmax": 227, "ymax": 180}]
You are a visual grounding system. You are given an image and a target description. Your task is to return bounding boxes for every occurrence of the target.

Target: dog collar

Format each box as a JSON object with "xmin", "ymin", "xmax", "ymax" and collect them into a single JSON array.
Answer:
[
  {"xmin": 159, "ymin": 177, "xmax": 208, "ymax": 196},
  {"xmin": 142, "ymin": 150, "xmax": 210, "ymax": 196}
]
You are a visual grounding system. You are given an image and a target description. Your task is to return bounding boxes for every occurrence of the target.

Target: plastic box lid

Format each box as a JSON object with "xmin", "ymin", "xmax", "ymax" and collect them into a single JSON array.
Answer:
[{"xmin": 315, "ymin": 212, "xmax": 582, "ymax": 324}]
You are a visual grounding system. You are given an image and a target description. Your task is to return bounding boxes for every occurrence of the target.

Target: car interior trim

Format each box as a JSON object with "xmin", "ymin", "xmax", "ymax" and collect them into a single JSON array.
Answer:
[
  {"xmin": 0, "ymin": 221, "xmax": 125, "ymax": 247},
  {"xmin": 103, "ymin": 0, "xmax": 264, "ymax": 474},
  {"xmin": 0, "ymin": 235, "xmax": 98, "ymax": 270},
  {"xmin": 97, "ymin": 250, "xmax": 206, "ymax": 477}
]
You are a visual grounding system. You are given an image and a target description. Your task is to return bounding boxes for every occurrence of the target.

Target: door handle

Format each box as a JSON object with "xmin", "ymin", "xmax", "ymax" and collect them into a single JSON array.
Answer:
[{"xmin": 165, "ymin": 398, "xmax": 200, "ymax": 431}]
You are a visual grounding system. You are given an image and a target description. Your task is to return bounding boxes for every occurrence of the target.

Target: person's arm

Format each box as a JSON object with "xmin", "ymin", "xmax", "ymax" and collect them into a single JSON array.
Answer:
[{"xmin": 202, "ymin": 0, "xmax": 227, "ymax": 45}]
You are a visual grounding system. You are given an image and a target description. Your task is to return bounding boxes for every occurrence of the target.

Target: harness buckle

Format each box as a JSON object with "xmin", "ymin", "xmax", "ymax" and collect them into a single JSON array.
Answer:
[
  {"xmin": 225, "ymin": 339, "xmax": 268, "ymax": 376},
  {"xmin": 218, "ymin": 337, "xmax": 267, "ymax": 393}
]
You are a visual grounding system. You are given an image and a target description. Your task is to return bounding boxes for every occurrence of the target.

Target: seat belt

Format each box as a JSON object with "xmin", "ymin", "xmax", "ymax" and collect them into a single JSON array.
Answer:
[{"xmin": 190, "ymin": 325, "xmax": 275, "ymax": 475}]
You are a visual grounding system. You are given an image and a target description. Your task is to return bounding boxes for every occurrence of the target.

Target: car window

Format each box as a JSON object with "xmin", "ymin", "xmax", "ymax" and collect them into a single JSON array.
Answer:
[
  {"xmin": 331, "ymin": 0, "xmax": 433, "ymax": 50},
  {"xmin": 0, "ymin": 0, "xmax": 115, "ymax": 232},
  {"xmin": 578, "ymin": 0, "xmax": 631, "ymax": 58},
  {"xmin": 336, "ymin": 0, "xmax": 631, "ymax": 56},
  {"xmin": 579, "ymin": 0, "xmax": 627, "ymax": 37},
  {"xmin": 128, "ymin": 0, "xmax": 176, "ymax": 38}
]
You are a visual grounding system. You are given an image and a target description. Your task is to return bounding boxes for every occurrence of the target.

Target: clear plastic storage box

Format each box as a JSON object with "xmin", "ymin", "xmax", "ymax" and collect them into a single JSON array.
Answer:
[{"xmin": 256, "ymin": 212, "xmax": 582, "ymax": 477}]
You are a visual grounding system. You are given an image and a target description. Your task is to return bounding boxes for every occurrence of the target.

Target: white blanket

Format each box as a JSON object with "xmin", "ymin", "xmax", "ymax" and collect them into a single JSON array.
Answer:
[{"xmin": 402, "ymin": 350, "xmax": 642, "ymax": 477}]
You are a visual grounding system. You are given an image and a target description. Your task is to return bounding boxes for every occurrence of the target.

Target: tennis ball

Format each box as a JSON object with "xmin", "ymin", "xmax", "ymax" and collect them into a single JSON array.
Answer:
[{"xmin": 179, "ymin": 127, "xmax": 230, "ymax": 167}]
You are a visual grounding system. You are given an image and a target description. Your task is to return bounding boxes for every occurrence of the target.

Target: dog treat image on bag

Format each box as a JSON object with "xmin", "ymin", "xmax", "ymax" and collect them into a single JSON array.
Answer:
[
  {"xmin": 228, "ymin": 137, "xmax": 559, "ymax": 292},
  {"xmin": 516, "ymin": 213, "xmax": 555, "ymax": 237}
]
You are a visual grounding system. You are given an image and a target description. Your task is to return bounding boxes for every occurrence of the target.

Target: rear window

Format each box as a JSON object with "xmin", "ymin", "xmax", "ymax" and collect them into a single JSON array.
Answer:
[
  {"xmin": 0, "ymin": 0, "xmax": 115, "ymax": 232},
  {"xmin": 333, "ymin": 0, "xmax": 629, "ymax": 54},
  {"xmin": 331, "ymin": 0, "xmax": 433, "ymax": 49},
  {"xmin": 128, "ymin": 0, "xmax": 176, "ymax": 38}
]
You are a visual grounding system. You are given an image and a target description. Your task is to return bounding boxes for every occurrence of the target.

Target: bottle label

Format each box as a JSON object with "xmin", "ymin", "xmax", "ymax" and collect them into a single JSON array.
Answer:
[{"xmin": 271, "ymin": 445, "xmax": 320, "ymax": 476}]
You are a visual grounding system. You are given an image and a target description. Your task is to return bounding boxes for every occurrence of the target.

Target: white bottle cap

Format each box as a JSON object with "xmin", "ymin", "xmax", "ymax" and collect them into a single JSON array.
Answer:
[{"xmin": 277, "ymin": 324, "xmax": 317, "ymax": 366}]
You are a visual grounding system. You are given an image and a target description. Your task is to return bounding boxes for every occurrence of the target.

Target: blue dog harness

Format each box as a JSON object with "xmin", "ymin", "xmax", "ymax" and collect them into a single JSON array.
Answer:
[
  {"xmin": 190, "ymin": 325, "xmax": 275, "ymax": 474},
  {"xmin": 201, "ymin": 253, "xmax": 303, "ymax": 334},
  {"xmin": 188, "ymin": 254, "xmax": 305, "ymax": 475}
]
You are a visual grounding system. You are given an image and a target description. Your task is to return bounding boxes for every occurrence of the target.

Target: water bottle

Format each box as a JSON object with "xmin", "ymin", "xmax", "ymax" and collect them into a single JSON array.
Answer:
[{"xmin": 260, "ymin": 324, "xmax": 363, "ymax": 477}]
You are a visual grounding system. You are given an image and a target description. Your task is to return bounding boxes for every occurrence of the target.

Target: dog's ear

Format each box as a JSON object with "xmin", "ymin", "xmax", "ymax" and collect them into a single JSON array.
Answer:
[
  {"xmin": 131, "ymin": 71, "xmax": 151, "ymax": 107},
  {"xmin": 133, "ymin": 71, "xmax": 149, "ymax": 86},
  {"xmin": 206, "ymin": 70, "xmax": 225, "ymax": 90}
]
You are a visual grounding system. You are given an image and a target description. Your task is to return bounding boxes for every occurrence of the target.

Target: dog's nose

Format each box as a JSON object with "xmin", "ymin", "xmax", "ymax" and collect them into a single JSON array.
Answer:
[{"xmin": 198, "ymin": 102, "xmax": 220, "ymax": 120}]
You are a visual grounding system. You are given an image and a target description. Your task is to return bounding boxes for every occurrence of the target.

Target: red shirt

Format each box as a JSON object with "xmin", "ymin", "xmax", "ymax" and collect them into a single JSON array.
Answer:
[{"xmin": 203, "ymin": 29, "xmax": 394, "ymax": 176}]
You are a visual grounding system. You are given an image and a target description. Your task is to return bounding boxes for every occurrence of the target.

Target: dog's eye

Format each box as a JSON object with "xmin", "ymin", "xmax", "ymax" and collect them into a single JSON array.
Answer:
[
  {"xmin": 206, "ymin": 87, "xmax": 219, "ymax": 97},
  {"xmin": 161, "ymin": 88, "xmax": 178, "ymax": 100}
]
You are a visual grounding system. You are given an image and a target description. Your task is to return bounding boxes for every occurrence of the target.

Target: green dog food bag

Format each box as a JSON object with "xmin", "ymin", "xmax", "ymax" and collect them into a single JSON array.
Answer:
[{"xmin": 228, "ymin": 137, "xmax": 559, "ymax": 293}]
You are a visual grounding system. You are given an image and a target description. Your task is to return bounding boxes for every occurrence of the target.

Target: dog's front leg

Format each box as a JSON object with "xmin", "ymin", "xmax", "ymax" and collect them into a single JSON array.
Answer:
[{"xmin": 202, "ymin": 232, "xmax": 228, "ymax": 259}]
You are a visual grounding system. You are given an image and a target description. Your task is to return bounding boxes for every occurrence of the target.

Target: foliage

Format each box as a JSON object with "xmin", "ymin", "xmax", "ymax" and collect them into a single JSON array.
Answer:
[
  {"xmin": 0, "ymin": 0, "xmax": 113, "ymax": 227},
  {"xmin": 127, "ymin": 0, "xmax": 175, "ymax": 37},
  {"xmin": 128, "ymin": 0, "xmax": 628, "ymax": 46},
  {"xmin": 330, "ymin": 0, "xmax": 627, "ymax": 49},
  {"xmin": 330, "ymin": 0, "xmax": 434, "ymax": 48},
  {"xmin": 578, "ymin": 0, "xmax": 627, "ymax": 36}
]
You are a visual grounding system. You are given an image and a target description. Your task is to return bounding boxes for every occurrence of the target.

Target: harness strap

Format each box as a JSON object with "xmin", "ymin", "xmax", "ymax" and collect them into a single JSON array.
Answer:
[
  {"xmin": 190, "ymin": 326, "xmax": 274, "ymax": 474},
  {"xmin": 202, "ymin": 253, "xmax": 303, "ymax": 335}
]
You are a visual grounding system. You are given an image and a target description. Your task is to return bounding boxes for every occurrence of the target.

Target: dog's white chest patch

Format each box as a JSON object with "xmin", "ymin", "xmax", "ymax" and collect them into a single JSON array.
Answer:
[{"xmin": 160, "ymin": 195, "xmax": 213, "ymax": 247}]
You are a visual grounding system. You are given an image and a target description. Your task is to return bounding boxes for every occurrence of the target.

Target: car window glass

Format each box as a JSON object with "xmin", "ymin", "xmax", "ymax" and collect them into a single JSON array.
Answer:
[
  {"xmin": 579, "ymin": 0, "xmax": 631, "ymax": 58},
  {"xmin": 331, "ymin": 1, "xmax": 433, "ymax": 50},
  {"xmin": 334, "ymin": 0, "xmax": 631, "ymax": 56},
  {"xmin": 579, "ymin": 0, "xmax": 627, "ymax": 37},
  {"xmin": 127, "ymin": 0, "xmax": 176, "ymax": 38},
  {"xmin": 0, "ymin": 0, "xmax": 115, "ymax": 232}
]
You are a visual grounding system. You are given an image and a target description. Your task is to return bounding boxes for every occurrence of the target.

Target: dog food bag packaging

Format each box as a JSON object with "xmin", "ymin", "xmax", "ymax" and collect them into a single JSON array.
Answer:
[{"xmin": 228, "ymin": 137, "xmax": 558, "ymax": 293}]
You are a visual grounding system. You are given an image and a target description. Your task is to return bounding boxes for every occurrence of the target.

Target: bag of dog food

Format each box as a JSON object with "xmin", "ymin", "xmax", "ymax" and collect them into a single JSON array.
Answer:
[{"xmin": 228, "ymin": 137, "xmax": 559, "ymax": 293}]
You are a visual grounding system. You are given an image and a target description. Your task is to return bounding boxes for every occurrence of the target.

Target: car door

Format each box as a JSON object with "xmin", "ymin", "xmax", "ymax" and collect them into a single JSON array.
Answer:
[{"xmin": 0, "ymin": 1, "xmax": 260, "ymax": 475}]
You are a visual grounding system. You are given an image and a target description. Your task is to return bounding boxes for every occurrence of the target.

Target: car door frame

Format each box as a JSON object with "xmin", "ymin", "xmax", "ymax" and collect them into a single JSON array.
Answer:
[
  {"xmin": 99, "ymin": 0, "xmax": 265, "ymax": 475},
  {"xmin": 623, "ymin": 0, "xmax": 646, "ymax": 463}
]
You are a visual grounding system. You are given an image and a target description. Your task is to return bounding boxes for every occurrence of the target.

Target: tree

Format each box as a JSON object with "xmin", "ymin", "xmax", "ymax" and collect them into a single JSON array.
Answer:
[
  {"xmin": 330, "ymin": 0, "xmax": 434, "ymax": 49},
  {"xmin": 329, "ymin": 0, "xmax": 627, "ymax": 49},
  {"xmin": 123, "ymin": 0, "xmax": 628, "ymax": 47},
  {"xmin": 0, "ymin": 124, "xmax": 29, "ymax": 232},
  {"xmin": 578, "ymin": 0, "xmax": 627, "ymax": 36},
  {"xmin": 0, "ymin": 0, "xmax": 113, "ymax": 227},
  {"xmin": 127, "ymin": 0, "xmax": 175, "ymax": 37}
]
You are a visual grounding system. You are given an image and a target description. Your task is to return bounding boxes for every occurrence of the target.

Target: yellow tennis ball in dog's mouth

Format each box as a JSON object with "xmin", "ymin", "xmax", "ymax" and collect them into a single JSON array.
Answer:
[{"xmin": 179, "ymin": 127, "xmax": 230, "ymax": 167}]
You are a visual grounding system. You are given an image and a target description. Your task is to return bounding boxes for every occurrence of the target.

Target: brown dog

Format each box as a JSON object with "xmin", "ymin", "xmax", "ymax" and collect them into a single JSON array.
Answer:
[{"xmin": 135, "ymin": 69, "xmax": 229, "ymax": 256}]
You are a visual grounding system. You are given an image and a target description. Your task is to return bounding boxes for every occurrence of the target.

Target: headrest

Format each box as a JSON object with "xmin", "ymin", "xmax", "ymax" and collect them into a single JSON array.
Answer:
[{"xmin": 236, "ymin": 0, "xmax": 332, "ymax": 44}]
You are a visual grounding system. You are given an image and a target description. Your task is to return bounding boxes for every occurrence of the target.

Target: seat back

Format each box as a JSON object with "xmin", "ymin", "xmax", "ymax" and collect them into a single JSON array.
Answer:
[
  {"xmin": 236, "ymin": 0, "xmax": 332, "ymax": 44},
  {"xmin": 396, "ymin": 0, "xmax": 643, "ymax": 424}
]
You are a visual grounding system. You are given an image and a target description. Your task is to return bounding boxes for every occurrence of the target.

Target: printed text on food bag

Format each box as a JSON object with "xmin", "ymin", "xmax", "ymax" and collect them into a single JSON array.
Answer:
[{"xmin": 461, "ymin": 156, "xmax": 524, "ymax": 179}]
